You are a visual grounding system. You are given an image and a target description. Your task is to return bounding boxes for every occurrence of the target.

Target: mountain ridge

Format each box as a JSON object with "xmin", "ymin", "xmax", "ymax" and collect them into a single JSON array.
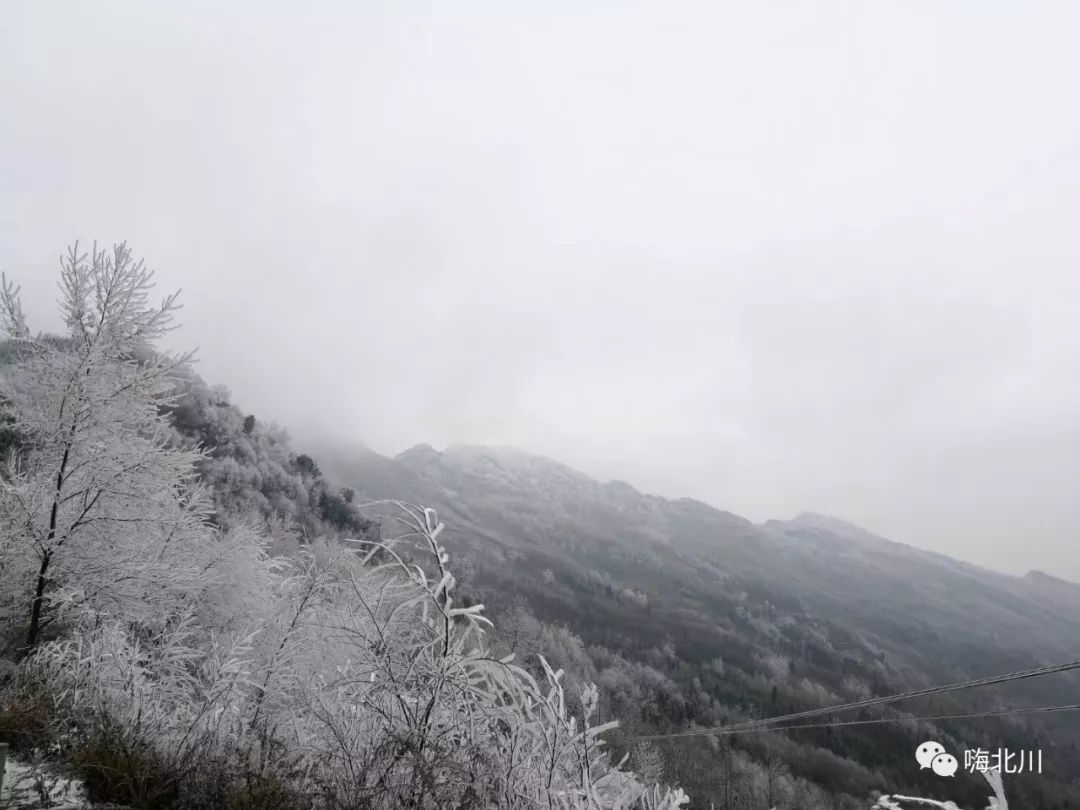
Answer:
[
  {"xmin": 377, "ymin": 442, "xmax": 1031, "ymax": 584},
  {"xmin": 301, "ymin": 435, "xmax": 1080, "ymax": 806},
  {"xmin": 314, "ymin": 439, "xmax": 1080, "ymax": 652},
  {"xmin": 135, "ymin": 397, "xmax": 1077, "ymax": 808}
]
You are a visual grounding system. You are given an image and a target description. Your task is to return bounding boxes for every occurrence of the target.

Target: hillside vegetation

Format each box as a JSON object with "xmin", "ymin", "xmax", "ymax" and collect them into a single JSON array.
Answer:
[
  {"xmin": 2, "ymin": 245, "xmax": 1074, "ymax": 809},
  {"xmin": 0, "ymin": 245, "xmax": 686, "ymax": 810},
  {"xmin": 307, "ymin": 445, "xmax": 1080, "ymax": 807}
]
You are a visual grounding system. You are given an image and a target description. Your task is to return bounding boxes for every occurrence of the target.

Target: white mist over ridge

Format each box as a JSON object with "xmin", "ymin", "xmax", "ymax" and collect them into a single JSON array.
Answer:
[{"xmin": 6, "ymin": 1, "xmax": 1080, "ymax": 579}]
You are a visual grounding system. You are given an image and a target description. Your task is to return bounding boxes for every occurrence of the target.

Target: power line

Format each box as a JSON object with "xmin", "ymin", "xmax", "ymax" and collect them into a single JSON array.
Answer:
[
  {"xmin": 636, "ymin": 657, "xmax": 1080, "ymax": 741},
  {"xmin": 694, "ymin": 703, "xmax": 1080, "ymax": 737}
]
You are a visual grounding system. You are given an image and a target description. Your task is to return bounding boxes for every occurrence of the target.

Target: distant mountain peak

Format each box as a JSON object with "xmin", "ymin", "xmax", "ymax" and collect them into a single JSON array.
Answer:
[
  {"xmin": 792, "ymin": 511, "xmax": 871, "ymax": 530},
  {"xmin": 604, "ymin": 478, "xmax": 640, "ymax": 495},
  {"xmin": 394, "ymin": 443, "xmax": 440, "ymax": 462},
  {"xmin": 1025, "ymin": 569, "xmax": 1080, "ymax": 588},
  {"xmin": 438, "ymin": 443, "xmax": 598, "ymax": 481},
  {"xmin": 774, "ymin": 512, "xmax": 889, "ymax": 542}
]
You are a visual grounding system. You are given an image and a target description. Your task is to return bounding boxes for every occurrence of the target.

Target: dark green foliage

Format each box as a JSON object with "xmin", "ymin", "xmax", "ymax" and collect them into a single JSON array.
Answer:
[
  {"xmin": 66, "ymin": 731, "xmax": 309, "ymax": 810},
  {"xmin": 317, "ymin": 487, "xmax": 368, "ymax": 534},
  {"xmin": 294, "ymin": 454, "xmax": 320, "ymax": 479},
  {"xmin": 222, "ymin": 774, "xmax": 311, "ymax": 810},
  {"xmin": 167, "ymin": 396, "xmax": 232, "ymax": 452},
  {"xmin": 243, "ymin": 414, "xmax": 256, "ymax": 434},
  {"xmin": 73, "ymin": 734, "xmax": 179, "ymax": 810},
  {"xmin": 0, "ymin": 683, "xmax": 53, "ymax": 754},
  {"xmin": 0, "ymin": 404, "xmax": 21, "ymax": 461}
]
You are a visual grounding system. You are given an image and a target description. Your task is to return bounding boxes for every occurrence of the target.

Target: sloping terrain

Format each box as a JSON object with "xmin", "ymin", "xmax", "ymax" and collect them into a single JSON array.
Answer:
[{"xmin": 310, "ymin": 439, "xmax": 1080, "ymax": 808}]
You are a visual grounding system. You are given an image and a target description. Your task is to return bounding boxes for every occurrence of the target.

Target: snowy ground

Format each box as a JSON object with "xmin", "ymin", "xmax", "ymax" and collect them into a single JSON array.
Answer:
[{"xmin": 1, "ymin": 754, "xmax": 90, "ymax": 809}]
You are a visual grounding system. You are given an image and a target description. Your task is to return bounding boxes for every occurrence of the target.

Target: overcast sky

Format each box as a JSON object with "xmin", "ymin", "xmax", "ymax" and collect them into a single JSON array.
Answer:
[{"xmin": 4, "ymin": 2, "xmax": 1080, "ymax": 578}]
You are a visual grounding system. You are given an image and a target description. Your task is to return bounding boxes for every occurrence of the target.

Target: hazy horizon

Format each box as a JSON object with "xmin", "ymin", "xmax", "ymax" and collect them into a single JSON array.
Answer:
[{"xmin": 5, "ymin": 3, "xmax": 1080, "ymax": 579}]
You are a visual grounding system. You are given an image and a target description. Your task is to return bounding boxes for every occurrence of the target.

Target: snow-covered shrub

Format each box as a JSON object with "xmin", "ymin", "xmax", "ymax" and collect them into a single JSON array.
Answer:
[
  {"xmin": 26, "ymin": 503, "xmax": 688, "ymax": 809},
  {"xmin": 873, "ymin": 768, "xmax": 1008, "ymax": 809},
  {"xmin": 1, "ymin": 245, "xmax": 688, "ymax": 808}
]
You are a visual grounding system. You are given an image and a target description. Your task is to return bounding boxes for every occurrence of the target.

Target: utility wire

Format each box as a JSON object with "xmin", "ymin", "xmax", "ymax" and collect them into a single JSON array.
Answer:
[
  {"xmin": 693, "ymin": 703, "xmax": 1080, "ymax": 737},
  {"xmin": 636, "ymin": 657, "xmax": 1080, "ymax": 741}
]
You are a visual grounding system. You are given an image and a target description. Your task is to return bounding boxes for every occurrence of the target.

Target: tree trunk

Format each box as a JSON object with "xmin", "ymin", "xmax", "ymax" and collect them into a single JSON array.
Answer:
[
  {"xmin": 22, "ymin": 440, "xmax": 70, "ymax": 655},
  {"xmin": 23, "ymin": 551, "xmax": 51, "ymax": 653}
]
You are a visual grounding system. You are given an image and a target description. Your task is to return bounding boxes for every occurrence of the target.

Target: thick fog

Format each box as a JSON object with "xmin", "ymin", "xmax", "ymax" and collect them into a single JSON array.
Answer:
[{"xmin": 4, "ymin": 2, "xmax": 1080, "ymax": 578}]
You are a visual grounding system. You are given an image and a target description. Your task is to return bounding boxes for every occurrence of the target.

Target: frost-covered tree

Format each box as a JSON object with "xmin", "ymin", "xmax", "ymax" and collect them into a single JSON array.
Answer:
[
  {"xmin": 2, "ymin": 243, "xmax": 689, "ymax": 808},
  {"xmin": 0, "ymin": 243, "xmax": 215, "ymax": 654},
  {"xmin": 26, "ymin": 503, "xmax": 690, "ymax": 809}
]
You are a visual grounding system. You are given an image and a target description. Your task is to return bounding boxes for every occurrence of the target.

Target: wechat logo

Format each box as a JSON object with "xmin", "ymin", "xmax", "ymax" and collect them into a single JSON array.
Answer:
[{"xmin": 916, "ymin": 741, "xmax": 959, "ymax": 777}]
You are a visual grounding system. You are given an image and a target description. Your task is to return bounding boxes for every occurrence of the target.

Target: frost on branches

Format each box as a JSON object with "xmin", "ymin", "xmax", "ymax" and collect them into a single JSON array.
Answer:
[
  {"xmin": 0, "ymin": 243, "xmax": 218, "ymax": 657},
  {"xmin": 873, "ymin": 769, "xmax": 1008, "ymax": 810},
  {"xmin": 0, "ymin": 244, "xmax": 688, "ymax": 809}
]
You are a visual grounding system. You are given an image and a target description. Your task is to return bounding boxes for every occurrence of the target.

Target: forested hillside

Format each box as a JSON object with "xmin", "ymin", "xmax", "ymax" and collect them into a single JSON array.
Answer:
[
  {"xmin": 1, "ymin": 246, "xmax": 1074, "ymax": 809},
  {"xmin": 0, "ymin": 246, "xmax": 686, "ymax": 810},
  {"xmin": 307, "ymin": 441, "xmax": 1080, "ymax": 809}
]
